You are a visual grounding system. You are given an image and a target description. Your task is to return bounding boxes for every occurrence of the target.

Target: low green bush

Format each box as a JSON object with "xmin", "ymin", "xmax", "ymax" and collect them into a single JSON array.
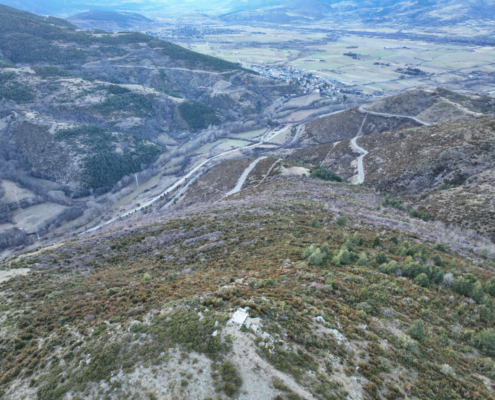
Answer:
[
  {"xmin": 409, "ymin": 209, "xmax": 430, "ymax": 221},
  {"xmin": 398, "ymin": 335, "xmax": 419, "ymax": 354},
  {"xmin": 382, "ymin": 197, "xmax": 404, "ymax": 210},
  {"xmin": 414, "ymin": 273, "xmax": 429, "ymax": 287},
  {"xmin": 452, "ymin": 274, "xmax": 485, "ymax": 302},
  {"xmin": 375, "ymin": 252, "xmax": 387, "ymax": 265},
  {"xmin": 485, "ymin": 278, "xmax": 495, "ymax": 297},
  {"xmin": 357, "ymin": 252, "xmax": 369, "ymax": 267},
  {"xmin": 472, "ymin": 329, "xmax": 495, "ymax": 356},
  {"xmin": 333, "ymin": 248, "xmax": 351, "ymax": 266},
  {"xmin": 302, "ymin": 243, "xmax": 328, "ymax": 266},
  {"xmin": 407, "ymin": 319, "xmax": 425, "ymax": 340},
  {"xmin": 220, "ymin": 361, "xmax": 242, "ymax": 397},
  {"xmin": 309, "ymin": 166, "xmax": 344, "ymax": 182}
]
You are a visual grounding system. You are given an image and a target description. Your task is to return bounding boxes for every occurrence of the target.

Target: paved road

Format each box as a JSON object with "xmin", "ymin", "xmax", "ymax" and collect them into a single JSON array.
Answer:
[
  {"xmin": 288, "ymin": 103, "xmax": 429, "ymax": 184},
  {"xmin": 350, "ymin": 137, "xmax": 368, "ymax": 184},
  {"xmin": 81, "ymin": 101, "xmax": 433, "ymax": 236},
  {"xmin": 161, "ymin": 169, "xmax": 205, "ymax": 210},
  {"xmin": 83, "ymin": 100, "xmax": 431, "ymax": 235},
  {"xmin": 80, "ymin": 158, "xmax": 212, "ymax": 235},
  {"xmin": 348, "ymin": 105, "xmax": 431, "ymax": 184},
  {"xmin": 290, "ymin": 124, "xmax": 305, "ymax": 145}
]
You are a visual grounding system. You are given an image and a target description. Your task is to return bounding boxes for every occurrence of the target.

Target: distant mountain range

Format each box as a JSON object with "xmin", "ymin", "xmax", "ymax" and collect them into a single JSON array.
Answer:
[
  {"xmin": 220, "ymin": 0, "xmax": 495, "ymax": 25},
  {"xmin": 0, "ymin": 0, "xmax": 494, "ymax": 26},
  {"xmin": 70, "ymin": 10, "xmax": 152, "ymax": 23}
]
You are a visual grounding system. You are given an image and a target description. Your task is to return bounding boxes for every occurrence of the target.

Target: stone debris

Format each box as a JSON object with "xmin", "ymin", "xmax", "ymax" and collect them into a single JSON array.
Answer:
[
  {"xmin": 231, "ymin": 308, "xmax": 249, "ymax": 326},
  {"xmin": 244, "ymin": 316, "xmax": 262, "ymax": 334},
  {"xmin": 212, "ymin": 330, "xmax": 218, "ymax": 337},
  {"xmin": 230, "ymin": 307, "xmax": 269, "ymax": 338},
  {"xmin": 315, "ymin": 315, "xmax": 325, "ymax": 323},
  {"xmin": 328, "ymin": 329, "xmax": 347, "ymax": 344}
]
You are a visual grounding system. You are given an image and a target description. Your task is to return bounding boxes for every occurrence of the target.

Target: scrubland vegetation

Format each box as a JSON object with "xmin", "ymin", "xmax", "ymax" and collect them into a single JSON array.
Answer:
[
  {"xmin": 0, "ymin": 5, "xmax": 495, "ymax": 399},
  {"xmin": 0, "ymin": 72, "xmax": 34, "ymax": 103},
  {"xmin": 0, "ymin": 176, "xmax": 494, "ymax": 399}
]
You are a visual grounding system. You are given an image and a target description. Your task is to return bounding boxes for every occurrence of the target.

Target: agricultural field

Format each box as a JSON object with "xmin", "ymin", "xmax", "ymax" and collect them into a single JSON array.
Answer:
[{"xmin": 178, "ymin": 27, "xmax": 495, "ymax": 96}]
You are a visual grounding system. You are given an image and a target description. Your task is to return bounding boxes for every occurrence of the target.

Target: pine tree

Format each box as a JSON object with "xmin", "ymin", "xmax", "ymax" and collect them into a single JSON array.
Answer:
[{"xmin": 407, "ymin": 319, "xmax": 425, "ymax": 340}]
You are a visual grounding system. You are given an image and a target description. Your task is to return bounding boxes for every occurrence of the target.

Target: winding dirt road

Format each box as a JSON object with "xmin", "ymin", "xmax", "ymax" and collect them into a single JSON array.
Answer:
[
  {"xmin": 80, "ymin": 101, "xmax": 432, "ymax": 235},
  {"xmin": 350, "ymin": 115, "xmax": 368, "ymax": 184},
  {"xmin": 80, "ymin": 127, "xmax": 281, "ymax": 235},
  {"xmin": 223, "ymin": 156, "xmax": 267, "ymax": 198},
  {"xmin": 350, "ymin": 104, "xmax": 431, "ymax": 184},
  {"xmin": 359, "ymin": 104, "xmax": 430, "ymax": 126}
]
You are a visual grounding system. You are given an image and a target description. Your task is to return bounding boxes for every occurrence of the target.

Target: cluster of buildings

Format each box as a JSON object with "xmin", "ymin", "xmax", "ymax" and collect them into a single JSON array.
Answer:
[
  {"xmin": 247, "ymin": 64, "xmax": 346, "ymax": 96},
  {"xmin": 146, "ymin": 27, "xmax": 241, "ymax": 40},
  {"xmin": 245, "ymin": 64, "xmax": 381, "ymax": 98}
]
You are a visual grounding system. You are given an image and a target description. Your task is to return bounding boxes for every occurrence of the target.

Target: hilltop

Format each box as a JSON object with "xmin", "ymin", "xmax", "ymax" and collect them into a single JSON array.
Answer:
[
  {"xmin": 218, "ymin": 0, "xmax": 495, "ymax": 27},
  {"xmin": 221, "ymin": 1, "xmax": 332, "ymax": 24},
  {"xmin": 1, "ymin": 0, "xmax": 493, "ymax": 29},
  {"xmin": 0, "ymin": 164, "xmax": 494, "ymax": 399},
  {"xmin": 70, "ymin": 10, "xmax": 151, "ymax": 23}
]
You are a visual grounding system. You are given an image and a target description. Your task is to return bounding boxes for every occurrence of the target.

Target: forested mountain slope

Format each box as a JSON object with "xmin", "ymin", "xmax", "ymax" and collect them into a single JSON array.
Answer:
[{"xmin": 0, "ymin": 4, "xmax": 297, "ymax": 250}]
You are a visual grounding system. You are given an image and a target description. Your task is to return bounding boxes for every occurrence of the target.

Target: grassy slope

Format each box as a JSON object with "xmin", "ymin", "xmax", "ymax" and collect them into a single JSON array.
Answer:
[{"xmin": 0, "ymin": 176, "xmax": 494, "ymax": 399}]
